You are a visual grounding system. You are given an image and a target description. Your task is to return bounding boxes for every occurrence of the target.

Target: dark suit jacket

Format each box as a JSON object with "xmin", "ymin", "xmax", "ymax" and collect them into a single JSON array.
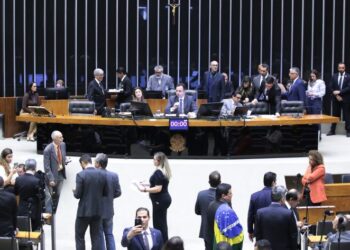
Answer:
[
  {"xmin": 255, "ymin": 82, "xmax": 281, "ymax": 114},
  {"xmin": 330, "ymin": 72, "xmax": 350, "ymax": 103},
  {"xmin": 116, "ymin": 76, "xmax": 133, "ymax": 106},
  {"xmin": 287, "ymin": 78, "xmax": 307, "ymax": 105},
  {"xmin": 74, "ymin": 167, "xmax": 108, "ymax": 218},
  {"xmin": 102, "ymin": 169, "xmax": 121, "ymax": 219},
  {"xmin": 199, "ymin": 71, "xmax": 225, "ymax": 102},
  {"xmin": 206, "ymin": 200, "xmax": 225, "ymax": 249},
  {"xmin": 165, "ymin": 95, "xmax": 198, "ymax": 115},
  {"xmin": 195, "ymin": 187, "xmax": 216, "ymax": 238},
  {"xmin": 87, "ymin": 79, "xmax": 107, "ymax": 115},
  {"xmin": 247, "ymin": 186, "xmax": 272, "ymax": 234},
  {"xmin": 0, "ymin": 188, "xmax": 17, "ymax": 236},
  {"xmin": 43, "ymin": 142, "xmax": 67, "ymax": 183},
  {"xmin": 121, "ymin": 227, "xmax": 163, "ymax": 250},
  {"xmin": 255, "ymin": 203, "xmax": 298, "ymax": 250},
  {"xmin": 14, "ymin": 173, "xmax": 42, "ymax": 230}
]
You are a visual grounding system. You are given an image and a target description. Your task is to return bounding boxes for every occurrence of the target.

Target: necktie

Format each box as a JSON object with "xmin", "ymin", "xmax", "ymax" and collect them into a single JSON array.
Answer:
[
  {"xmin": 99, "ymin": 83, "xmax": 105, "ymax": 94},
  {"xmin": 143, "ymin": 231, "xmax": 150, "ymax": 250},
  {"xmin": 57, "ymin": 145, "xmax": 62, "ymax": 163},
  {"xmin": 339, "ymin": 74, "xmax": 344, "ymax": 89},
  {"xmin": 179, "ymin": 98, "xmax": 184, "ymax": 114}
]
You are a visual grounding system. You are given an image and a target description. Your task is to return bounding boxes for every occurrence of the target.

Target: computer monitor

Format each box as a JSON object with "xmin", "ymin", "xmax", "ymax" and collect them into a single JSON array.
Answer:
[
  {"xmin": 45, "ymin": 87, "xmax": 69, "ymax": 100},
  {"xmin": 233, "ymin": 106, "xmax": 249, "ymax": 116},
  {"xmin": 144, "ymin": 90, "xmax": 163, "ymax": 99},
  {"xmin": 197, "ymin": 102, "xmax": 223, "ymax": 119},
  {"xmin": 129, "ymin": 101, "xmax": 154, "ymax": 117}
]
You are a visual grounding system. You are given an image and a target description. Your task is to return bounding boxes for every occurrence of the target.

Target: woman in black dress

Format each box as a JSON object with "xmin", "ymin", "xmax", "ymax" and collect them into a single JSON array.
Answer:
[{"xmin": 140, "ymin": 152, "xmax": 172, "ymax": 241}]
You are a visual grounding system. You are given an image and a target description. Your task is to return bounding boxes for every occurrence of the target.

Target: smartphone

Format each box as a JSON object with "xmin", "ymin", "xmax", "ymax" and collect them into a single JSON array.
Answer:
[
  {"xmin": 14, "ymin": 163, "xmax": 18, "ymax": 169},
  {"xmin": 134, "ymin": 218, "xmax": 142, "ymax": 226}
]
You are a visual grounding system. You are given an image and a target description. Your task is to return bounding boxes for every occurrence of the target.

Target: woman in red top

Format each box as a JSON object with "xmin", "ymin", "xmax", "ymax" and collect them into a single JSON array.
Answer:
[{"xmin": 302, "ymin": 150, "xmax": 327, "ymax": 205}]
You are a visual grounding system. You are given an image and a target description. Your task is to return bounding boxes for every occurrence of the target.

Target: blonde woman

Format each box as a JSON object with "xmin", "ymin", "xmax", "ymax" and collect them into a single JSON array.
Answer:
[{"xmin": 138, "ymin": 152, "xmax": 172, "ymax": 241}]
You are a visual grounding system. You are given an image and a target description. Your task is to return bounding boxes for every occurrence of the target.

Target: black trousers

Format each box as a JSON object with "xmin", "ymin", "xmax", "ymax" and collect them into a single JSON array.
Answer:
[
  {"xmin": 151, "ymin": 194, "xmax": 172, "ymax": 242},
  {"xmin": 75, "ymin": 216, "xmax": 105, "ymax": 250},
  {"xmin": 330, "ymin": 99, "xmax": 350, "ymax": 132}
]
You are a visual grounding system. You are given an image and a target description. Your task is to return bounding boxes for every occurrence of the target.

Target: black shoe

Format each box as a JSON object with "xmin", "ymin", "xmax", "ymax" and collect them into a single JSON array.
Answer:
[
  {"xmin": 327, "ymin": 131, "xmax": 335, "ymax": 136},
  {"xmin": 347, "ymin": 132, "xmax": 350, "ymax": 137}
]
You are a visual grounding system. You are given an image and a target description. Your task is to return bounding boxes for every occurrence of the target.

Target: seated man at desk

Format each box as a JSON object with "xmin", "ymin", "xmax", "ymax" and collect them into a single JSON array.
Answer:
[
  {"xmin": 165, "ymin": 83, "xmax": 197, "ymax": 117},
  {"xmin": 220, "ymin": 92, "xmax": 242, "ymax": 116}
]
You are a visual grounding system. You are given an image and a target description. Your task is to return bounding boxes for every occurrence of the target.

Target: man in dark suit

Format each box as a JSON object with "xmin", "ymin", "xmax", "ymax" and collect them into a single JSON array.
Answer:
[
  {"xmin": 43, "ymin": 130, "xmax": 66, "ymax": 213},
  {"xmin": 14, "ymin": 159, "xmax": 42, "ymax": 231},
  {"xmin": 327, "ymin": 62, "xmax": 350, "ymax": 137},
  {"xmin": 0, "ymin": 176, "xmax": 17, "ymax": 237},
  {"xmin": 199, "ymin": 60, "xmax": 225, "ymax": 103},
  {"xmin": 121, "ymin": 207, "xmax": 163, "ymax": 250},
  {"xmin": 255, "ymin": 185, "xmax": 298, "ymax": 250},
  {"xmin": 165, "ymin": 83, "xmax": 198, "ymax": 116},
  {"xmin": 247, "ymin": 172, "xmax": 276, "ymax": 242},
  {"xmin": 95, "ymin": 153, "xmax": 122, "ymax": 250},
  {"xmin": 116, "ymin": 66, "xmax": 133, "ymax": 109},
  {"xmin": 252, "ymin": 76, "xmax": 281, "ymax": 115},
  {"xmin": 195, "ymin": 171, "xmax": 221, "ymax": 250},
  {"xmin": 74, "ymin": 154, "xmax": 108, "ymax": 250},
  {"xmin": 252, "ymin": 64, "xmax": 270, "ymax": 91},
  {"xmin": 88, "ymin": 68, "xmax": 107, "ymax": 115},
  {"xmin": 285, "ymin": 67, "xmax": 306, "ymax": 106}
]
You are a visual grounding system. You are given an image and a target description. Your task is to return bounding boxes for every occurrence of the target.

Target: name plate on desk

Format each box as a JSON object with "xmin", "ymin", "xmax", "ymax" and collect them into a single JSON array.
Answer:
[{"xmin": 169, "ymin": 118, "xmax": 188, "ymax": 131}]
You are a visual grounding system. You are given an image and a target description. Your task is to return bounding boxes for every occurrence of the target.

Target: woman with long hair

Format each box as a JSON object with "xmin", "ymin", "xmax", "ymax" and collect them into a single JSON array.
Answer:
[
  {"xmin": 301, "ymin": 150, "xmax": 327, "ymax": 206},
  {"xmin": 236, "ymin": 76, "xmax": 255, "ymax": 104},
  {"xmin": 0, "ymin": 148, "xmax": 16, "ymax": 187},
  {"xmin": 138, "ymin": 152, "xmax": 172, "ymax": 241},
  {"xmin": 132, "ymin": 87, "xmax": 146, "ymax": 103},
  {"xmin": 21, "ymin": 82, "xmax": 41, "ymax": 141}
]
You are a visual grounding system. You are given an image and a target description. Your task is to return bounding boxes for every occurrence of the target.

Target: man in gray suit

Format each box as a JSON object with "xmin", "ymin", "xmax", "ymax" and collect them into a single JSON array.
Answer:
[
  {"xmin": 95, "ymin": 153, "xmax": 122, "ymax": 250},
  {"xmin": 146, "ymin": 65, "xmax": 174, "ymax": 97},
  {"xmin": 220, "ymin": 92, "xmax": 243, "ymax": 116},
  {"xmin": 253, "ymin": 64, "xmax": 270, "ymax": 91},
  {"xmin": 43, "ymin": 130, "xmax": 66, "ymax": 213},
  {"xmin": 195, "ymin": 171, "xmax": 221, "ymax": 250},
  {"xmin": 74, "ymin": 154, "xmax": 108, "ymax": 250}
]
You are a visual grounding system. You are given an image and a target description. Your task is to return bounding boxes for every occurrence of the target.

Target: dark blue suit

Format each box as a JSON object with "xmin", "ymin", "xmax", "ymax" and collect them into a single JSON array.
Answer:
[
  {"xmin": 0, "ymin": 188, "xmax": 17, "ymax": 237},
  {"xmin": 287, "ymin": 78, "xmax": 306, "ymax": 105},
  {"xmin": 121, "ymin": 227, "xmax": 163, "ymax": 250},
  {"xmin": 330, "ymin": 72, "xmax": 350, "ymax": 133},
  {"xmin": 74, "ymin": 167, "xmax": 108, "ymax": 250},
  {"xmin": 195, "ymin": 187, "xmax": 216, "ymax": 249},
  {"xmin": 255, "ymin": 203, "xmax": 298, "ymax": 250},
  {"xmin": 165, "ymin": 95, "xmax": 198, "ymax": 115},
  {"xmin": 247, "ymin": 187, "xmax": 272, "ymax": 235},
  {"xmin": 199, "ymin": 71, "xmax": 225, "ymax": 102},
  {"xmin": 101, "ymin": 170, "xmax": 121, "ymax": 250}
]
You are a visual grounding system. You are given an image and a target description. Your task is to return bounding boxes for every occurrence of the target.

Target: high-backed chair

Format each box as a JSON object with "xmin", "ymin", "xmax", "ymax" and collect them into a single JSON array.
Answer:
[
  {"xmin": 185, "ymin": 90, "xmax": 198, "ymax": 101},
  {"xmin": 69, "ymin": 100, "xmax": 95, "ymax": 115},
  {"xmin": 244, "ymin": 102, "xmax": 268, "ymax": 115},
  {"xmin": 316, "ymin": 220, "xmax": 335, "ymax": 235},
  {"xmin": 280, "ymin": 100, "xmax": 304, "ymax": 116},
  {"xmin": 0, "ymin": 237, "xmax": 19, "ymax": 250},
  {"xmin": 17, "ymin": 216, "xmax": 32, "ymax": 232},
  {"xmin": 120, "ymin": 102, "xmax": 131, "ymax": 112},
  {"xmin": 325, "ymin": 173, "xmax": 334, "ymax": 184},
  {"xmin": 341, "ymin": 174, "xmax": 350, "ymax": 183},
  {"xmin": 166, "ymin": 90, "xmax": 176, "ymax": 99},
  {"xmin": 330, "ymin": 242, "xmax": 350, "ymax": 250}
]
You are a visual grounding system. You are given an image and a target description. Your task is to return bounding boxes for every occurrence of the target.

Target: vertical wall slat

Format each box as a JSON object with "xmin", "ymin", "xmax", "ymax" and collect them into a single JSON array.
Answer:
[
  {"xmin": 54, "ymin": 0, "xmax": 57, "ymax": 81},
  {"xmin": 2, "ymin": 0, "xmax": 6, "ymax": 96},
  {"xmin": 106, "ymin": 0, "xmax": 109, "ymax": 87},
  {"xmin": 218, "ymin": 0, "xmax": 222, "ymax": 72},
  {"xmin": 13, "ymin": 0, "xmax": 16, "ymax": 96},
  {"xmin": 342, "ymin": 0, "xmax": 346, "ymax": 62},
  {"xmin": 126, "ymin": 0, "xmax": 129, "ymax": 72},
  {"xmin": 64, "ymin": 0, "xmax": 67, "ymax": 84},
  {"xmin": 187, "ymin": 0, "xmax": 191, "ymax": 89},
  {"xmin": 300, "ymin": 0, "xmax": 304, "ymax": 78},
  {"xmin": 116, "ymin": 0, "xmax": 119, "ymax": 85},
  {"xmin": 238, "ymin": 0, "xmax": 241, "ymax": 82},
  {"xmin": 136, "ymin": 0, "xmax": 139, "ymax": 86},
  {"xmin": 23, "ymin": 0, "xmax": 26, "ymax": 93},
  {"xmin": 311, "ymin": 0, "xmax": 314, "ymax": 70},
  {"xmin": 167, "ymin": 0, "xmax": 170, "ymax": 75},
  {"xmin": 249, "ymin": 0, "xmax": 252, "ymax": 76},
  {"xmin": 269, "ymin": 0, "xmax": 273, "ymax": 73},
  {"xmin": 44, "ymin": 0, "xmax": 47, "ymax": 88},
  {"xmin": 95, "ymin": 0, "xmax": 98, "ymax": 68},
  {"xmin": 74, "ymin": 0, "xmax": 77, "ymax": 95},
  {"xmin": 280, "ymin": 0, "xmax": 284, "ymax": 82},
  {"xmin": 290, "ymin": 0, "xmax": 294, "ymax": 67},
  {"xmin": 260, "ymin": 0, "xmax": 263, "ymax": 63},
  {"xmin": 208, "ymin": 0, "xmax": 211, "ymax": 68},
  {"xmin": 85, "ymin": 0, "xmax": 88, "ymax": 92},
  {"xmin": 33, "ymin": 0, "xmax": 36, "ymax": 82},
  {"xmin": 198, "ymin": 0, "xmax": 201, "ymax": 86},
  {"xmin": 331, "ymin": 0, "xmax": 335, "ymax": 72},
  {"xmin": 177, "ymin": 0, "xmax": 181, "ymax": 83},
  {"xmin": 321, "ymin": 0, "xmax": 325, "ymax": 79},
  {"xmin": 157, "ymin": 0, "xmax": 160, "ymax": 66},
  {"xmin": 146, "ymin": 0, "xmax": 149, "ymax": 80}
]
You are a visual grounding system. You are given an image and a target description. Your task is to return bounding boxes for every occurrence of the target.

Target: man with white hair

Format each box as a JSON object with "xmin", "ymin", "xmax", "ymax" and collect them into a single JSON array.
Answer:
[
  {"xmin": 285, "ymin": 67, "xmax": 307, "ymax": 105},
  {"xmin": 146, "ymin": 65, "xmax": 174, "ymax": 97},
  {"xmin": 43, "ymin": 130, "xmax": 66, "ymax": 213},
  {"xmin": 88, "ymin": 68, "xmax": 107, "ymax": 115}
]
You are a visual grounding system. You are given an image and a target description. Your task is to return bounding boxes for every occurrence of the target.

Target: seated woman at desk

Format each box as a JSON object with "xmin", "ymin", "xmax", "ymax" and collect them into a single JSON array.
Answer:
[
  {"xmin": 236, "ymin": 76, "xmax": 255, "ymax": 104},
  {"xmin": 132, "ymin": 87, "xmax": 146, "ymax": 103},
  {"xmin": 21, "ymin": 82, "xmax": 41, "ymax": 141}
]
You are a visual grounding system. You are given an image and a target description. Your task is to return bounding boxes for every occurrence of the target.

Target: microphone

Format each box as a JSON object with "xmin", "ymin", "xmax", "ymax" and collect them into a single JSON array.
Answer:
[
  {"xmin": 324, "ymin": 210, "xmax": 335, "ymax": 216},
  {"xmin": 296, "ymin": 173, "xmax": 302, "ymax": 179},
  {"xmin": 338, "ymin": 216, "xmax": 344, "ymax": 224}
]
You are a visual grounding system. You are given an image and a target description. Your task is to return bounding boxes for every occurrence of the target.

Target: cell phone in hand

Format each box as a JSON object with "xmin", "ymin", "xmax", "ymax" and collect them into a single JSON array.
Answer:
[
  {"xmin": 134, "ymin": 218, "xmax": 142, "ymax": 226},
  {"xmin": 14, "ymin": 163, "xmax": 18, "ymax": 169}
]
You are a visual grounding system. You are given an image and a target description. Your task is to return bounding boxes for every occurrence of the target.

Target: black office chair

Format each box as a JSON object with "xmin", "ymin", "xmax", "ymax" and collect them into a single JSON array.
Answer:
[
  {"xmin": 185, "ymin": 90, "xmax": 198, "ymax": 101},
  {"xmin": 280, "ymin": 100, "xmax": 304, "ymax": 116},
  {"xmin": 120, "ymin": 102, "xmax": 131, "ymax": 112},
  {"xmin": 0, "ymin": 237, "xmax": 19, "ymax": 250},
  {"xmin": 13, "ymin": 97, "xmax": 28, "ymax": 141},
  {"xmin": 330, "ymin": 242, "xmax": 350, "ymax": 250},
  {"xmin": 341, "ymin": 174, "xmax": 350, "ymax": 183},
  {"xmin": 17, "ymin": 216, "xmax": 32, "ymax": 232},
  {"xmin": 316, "ymin": 220, "xmax": 335, "ymax": 235},
  {"xmin": 244, "ymin": 102, "xmax": 268, "ymax": 115},
  {"xmin": 325, "ymin": 173, "xmax": 334, "ymax": 184},
  {"xmin": 166, "ymin": 90, "xmax": 176, "ymax": 99},
  {"xmin": 69, "ymin": 100, "xmax": 95, "ymax": 115}
]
